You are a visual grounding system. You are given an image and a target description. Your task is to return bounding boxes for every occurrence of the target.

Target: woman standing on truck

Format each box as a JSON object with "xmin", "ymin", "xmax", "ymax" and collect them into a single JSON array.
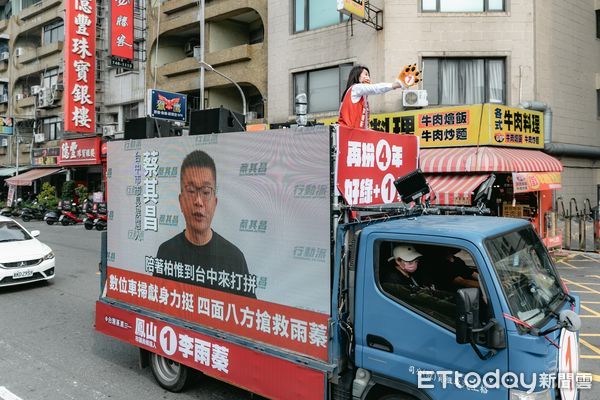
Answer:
[{"xmin": 338, "ymin": 64, "xmax": 420, "ymax": 130}]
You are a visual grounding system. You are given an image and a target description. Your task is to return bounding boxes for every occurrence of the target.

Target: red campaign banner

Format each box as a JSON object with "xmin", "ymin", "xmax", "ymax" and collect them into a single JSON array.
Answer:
[
  {"xmin": 59, "ymin": 137, "xmax": 101, "ymax": 165},
  {"xmin": 110, "ymin": 0, "xmax": 134, "ymax": 60},
  {"xmin": 96, "ymin": 301, "xmax": 326, "ymax": 399},
  {"xmin": 64, "ymin": 0, "xmax": 96, "ymax": 133},
  {"xmin": 336, "ymin": 126, "xmax": 419, "ymax": 206},
  {"xmin": 105, "ymin": 267, "xmax": 330, "ymax": 361}
]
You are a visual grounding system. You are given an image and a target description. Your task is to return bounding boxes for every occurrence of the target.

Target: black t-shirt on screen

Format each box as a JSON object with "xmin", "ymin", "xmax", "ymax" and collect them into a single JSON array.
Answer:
[{"xmin": 155, "ymin": 230, "xmax": 255, "ymax": 298}]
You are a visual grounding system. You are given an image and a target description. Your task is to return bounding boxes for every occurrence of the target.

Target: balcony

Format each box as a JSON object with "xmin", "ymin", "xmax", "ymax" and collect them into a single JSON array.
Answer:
[
  {"xmin": 156, "ymin": 43, "xmax": 265, "ymax": 95},
  {"xmin": 19, "ymin": 41, "xmax": 63, "ymax": 64},
  {"xmin": 162, "ymin": 0, "xmax": 196, "ymax": 15},
  {"xmin": 160, "ymin": 44, "xmax": 253, "ymax": 78},
  {"xmin": 15, "ymin": 52, "xmax": 63, "ymax": 79},
  {"xmin": 16, "ymin": 95, "xmax": 36, "ymax": 109},
  {"xmin": 19, "ymin": 0, "xmax": 61, "ymax": 21}
]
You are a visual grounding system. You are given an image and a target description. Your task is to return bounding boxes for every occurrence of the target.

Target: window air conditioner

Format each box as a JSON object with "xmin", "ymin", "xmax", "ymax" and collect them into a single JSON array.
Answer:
[
  {"xmin": 15, "ymin": 47, "xmax": 23, "ymax": 57},
  {"xmin": 184, "ymin": 41, "xmax": 197, "ymax": 57},
  {"xmin": 0, "ymin": 94, "xmax": 7, "ymax": 103},
  {"xmin": 15, "ymin": 93, "xmax": 24, "ymax": 101},
  {"xmin": 37, "ymin": 88, "xmax": 51, "ymax": 108},
  {"xmin": 31, "ymin": 85, "xmax": 41, "ymax": 95},
  {"xmin": 402, "ymin": 89, "xmax": 429, "ymax": 108},
  {"xmin": 34, "ymin": 133, "xmax": 45, "ymax": 143},
  {"xmin": 0, "ymin": 138, "xmax": 7, "ymax": 147},
  {"xmin": 102, "ymin": 125, "xmax": 116, "ymax": 136},
  {"xmin": 0, "ymin": 52, "xmax": 8, "ymax": 61}
]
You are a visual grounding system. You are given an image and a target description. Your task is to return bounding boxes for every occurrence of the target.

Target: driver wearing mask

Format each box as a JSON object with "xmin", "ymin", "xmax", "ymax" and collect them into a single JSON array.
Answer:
[{"xmin": 383, "ymin": 245, "xmax": 424, "ymax": 290}]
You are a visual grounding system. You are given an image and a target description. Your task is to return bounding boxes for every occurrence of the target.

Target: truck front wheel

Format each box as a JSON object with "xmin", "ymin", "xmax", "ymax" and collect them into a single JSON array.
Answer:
[{"xmin": 149, "ymin": 353, "xmax": 190, "ymax": 392}]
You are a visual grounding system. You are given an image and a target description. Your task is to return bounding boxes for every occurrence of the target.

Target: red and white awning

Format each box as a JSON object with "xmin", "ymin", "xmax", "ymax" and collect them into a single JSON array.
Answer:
[
  {"xmin": 4, "ymin": 168, "xmax": 62, "ymax": 186},
  {"xmin": 426, "ymin": 174, "xmax": 490, "ymax": 206},
  {"xmin": 420, "ymin": 147, "xmax": 563, "ymax": 173}
]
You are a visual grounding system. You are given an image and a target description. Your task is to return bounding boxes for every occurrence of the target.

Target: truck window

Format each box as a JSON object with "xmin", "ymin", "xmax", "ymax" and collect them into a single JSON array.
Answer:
[{"xmin": 376, "ymin": 241, "xmax": 483, "ymax": 330}]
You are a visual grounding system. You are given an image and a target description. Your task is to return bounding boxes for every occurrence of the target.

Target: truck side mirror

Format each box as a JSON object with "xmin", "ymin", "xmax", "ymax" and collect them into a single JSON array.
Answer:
[{"xmin": 456, "ymin": 288, "xmax": 480, "ymax": 344}]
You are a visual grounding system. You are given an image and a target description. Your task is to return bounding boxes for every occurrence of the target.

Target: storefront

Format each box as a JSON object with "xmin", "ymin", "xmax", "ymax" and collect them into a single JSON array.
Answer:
[
  {"xmin": 374, "ymin": 103, "xmax": 563, "ymax": 248},
  {"xmin": 59, "ymin": 137, "xmax": 104, "ymax": 198}
]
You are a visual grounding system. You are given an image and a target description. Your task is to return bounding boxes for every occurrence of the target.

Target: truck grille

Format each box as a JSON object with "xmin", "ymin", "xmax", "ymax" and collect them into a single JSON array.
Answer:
[{"xmin": 2, "ymin": 258, "xmax": 42, "ymax": 269}]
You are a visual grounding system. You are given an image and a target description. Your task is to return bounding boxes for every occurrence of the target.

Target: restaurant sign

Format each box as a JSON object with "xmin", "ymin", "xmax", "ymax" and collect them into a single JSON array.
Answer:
[{"xmin": 320, "ymin": 103, "xmax": 545, "ymax": 149}]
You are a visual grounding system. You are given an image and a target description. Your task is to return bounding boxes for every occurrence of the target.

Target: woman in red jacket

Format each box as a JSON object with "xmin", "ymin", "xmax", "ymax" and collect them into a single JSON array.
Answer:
[{"xmin": 338, "ymin": 65, "xmax": 419, "ymax": 130}]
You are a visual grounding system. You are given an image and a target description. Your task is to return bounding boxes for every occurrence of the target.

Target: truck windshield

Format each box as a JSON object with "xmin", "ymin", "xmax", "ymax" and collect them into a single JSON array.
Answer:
[{"xmin": 486, "ymin": 227, "xmax": 563, "ymax": 327}]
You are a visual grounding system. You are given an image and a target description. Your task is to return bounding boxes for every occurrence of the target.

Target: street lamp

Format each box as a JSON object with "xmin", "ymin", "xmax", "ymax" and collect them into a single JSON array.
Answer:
[{"xmin": 198, "ymin": 61, "xmax": 247, "ymax": 124}]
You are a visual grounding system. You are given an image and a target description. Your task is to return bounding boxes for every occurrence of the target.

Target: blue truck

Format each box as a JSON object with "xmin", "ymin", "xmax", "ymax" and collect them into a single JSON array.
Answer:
[{"xmin": 96, "ymin": 125, "xmax": 581, "ymax": 400}]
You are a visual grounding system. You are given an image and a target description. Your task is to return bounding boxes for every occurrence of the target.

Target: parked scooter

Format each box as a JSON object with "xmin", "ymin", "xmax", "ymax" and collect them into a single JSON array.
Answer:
[
  {"xmin": 1, "ymin": 198, "xmax": 23, "ymax": 216},
  {"xmin": 20, "ymin": 201, "xmax": 48, "ymax": 222},
  {"xmin": 93, "ymin": 202, "xmax": 107, "ymax": 231},
  {"xmin": 44, "ymin": 200, "xmax": 63, "ymax": 225},
  {"xmin": 59, "ymin": 201, "xmax": 83, "ymax": 225},
  {"xmin": 83, "ymin": 200, "xmax": 98, "ymax": 230}
]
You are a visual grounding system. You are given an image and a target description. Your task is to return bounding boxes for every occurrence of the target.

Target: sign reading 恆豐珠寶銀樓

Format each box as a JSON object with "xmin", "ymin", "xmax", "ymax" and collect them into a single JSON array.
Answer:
[{"xmin": 64, "ymin": 0, "xmax": 96, "ymax": 133}]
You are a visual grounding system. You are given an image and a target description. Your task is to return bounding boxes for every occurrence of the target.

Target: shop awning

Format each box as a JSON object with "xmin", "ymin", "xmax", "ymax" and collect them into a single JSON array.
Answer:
[
  {"xmin": 426, "ymin": 174, "xmax": 490, "ymax": 206},
  {"xmin": 0, "ymin": 166, "xmax": 31, "ymax": 177},
  {"xmin": 4, "ymin": 168, "xmax": 62, "ymax": 186},
  {"xmin": 420, "ymin": 147, "xmax": 563, "ymax": 173}
]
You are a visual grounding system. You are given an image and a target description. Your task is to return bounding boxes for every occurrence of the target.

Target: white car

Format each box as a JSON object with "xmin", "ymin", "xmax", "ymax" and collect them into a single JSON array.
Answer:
[{"xmin": 0, "ymin": 216, "xmax": 55, "ymax": 287}]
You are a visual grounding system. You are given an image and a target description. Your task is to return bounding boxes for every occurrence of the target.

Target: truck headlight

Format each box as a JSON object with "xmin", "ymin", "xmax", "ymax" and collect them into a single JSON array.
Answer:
[
  {"xmin": 43, "ymin": 251, "xmax": 55, "ymax": 261},
  {"xmin": 509, "ymin": 388, "xmax": 551, "ymax": 400}
]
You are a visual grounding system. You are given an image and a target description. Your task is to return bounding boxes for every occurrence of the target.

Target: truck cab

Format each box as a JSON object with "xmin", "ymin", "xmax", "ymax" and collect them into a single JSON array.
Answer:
[{"xmin": 339, "ymin": 215, "xmax": 580, "ymax": 400}]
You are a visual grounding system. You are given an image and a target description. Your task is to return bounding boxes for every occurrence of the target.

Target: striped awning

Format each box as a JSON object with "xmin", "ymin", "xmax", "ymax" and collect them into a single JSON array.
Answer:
[
  {"xmin": 420, "ymin": 147, "xmax": 563, "ymax": 173},
  {"xmin": 4, "ymin": 168, "xmax": 61, "ymax": 186},
  {"xmin": 426, "ymin": 174, "xmax": 490, "ymax": 206}
]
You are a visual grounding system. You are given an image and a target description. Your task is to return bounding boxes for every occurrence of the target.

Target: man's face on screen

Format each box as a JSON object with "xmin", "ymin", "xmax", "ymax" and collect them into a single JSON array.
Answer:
[{"xmin": 179, "ymin": 166, "xmax": 217, "ymax": 238}]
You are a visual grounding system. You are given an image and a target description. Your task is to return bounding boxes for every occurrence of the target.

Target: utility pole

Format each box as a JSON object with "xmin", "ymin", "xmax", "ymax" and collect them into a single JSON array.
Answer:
[{"xmin": 198, "ymin": 0, "xmax": 205, "ymax": 110}]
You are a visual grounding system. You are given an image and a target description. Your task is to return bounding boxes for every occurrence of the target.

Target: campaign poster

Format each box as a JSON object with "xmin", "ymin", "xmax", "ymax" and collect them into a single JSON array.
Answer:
[
  {"xmin": 106, "ymin": 127, "xmax": 331, "ymax": 360},
  {"xmin": 336, "ymin": 126, "xmax": 419, "ymax": 206}
]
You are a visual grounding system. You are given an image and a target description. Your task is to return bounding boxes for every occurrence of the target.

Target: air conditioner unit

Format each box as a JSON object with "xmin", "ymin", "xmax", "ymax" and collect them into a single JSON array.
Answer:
[
  {"xmin": 0, "ymin": 138, "xmax": 7, "ymax": 147},
  {"xmin": 34, "ymin": 133, "xmax": 45, "ymax": 143},
  {"xmin": 15, "ymin": 93, "xmax": 24, "ymax": 101},
  {"xmin": 37, "ymin": 88, "xmax": 53, "ymax": 108},
  {"xmin": 0, "ymin": 94, "xmax": 7, "ymax": 103},
  {"xmin": 0, "ymin": 52, "xmax": 8, "ymax": 61},
  {"xmin": 31, "ymin": 85, "xmax": 41, "ymax": 95},
  {"xmin": 402, "ymin": 89, "xmax": 428, "ymax": 108},
  {"xmin": 51, "ymin": 82, "xmax": 64, "ymax": 92},
  {"xmin": 102, "ymin": 125, "xmax": 116, "ymax": 136},
  {"xmin": 15, "ymin": 47, "xmax": 23, "ymax": 57}
]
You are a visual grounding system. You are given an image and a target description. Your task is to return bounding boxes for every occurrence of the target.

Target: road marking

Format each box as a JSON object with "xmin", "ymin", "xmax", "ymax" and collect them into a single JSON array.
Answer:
[
  {"xmin": 580, "ymin": 305, "xmax": 600, "ymax": 316},
  {"xmin": 580, "ymin": 339, "xmax": 600, "ymax": 356},
  {"xmin": 581, "ymin": 334, "xmax": 600, "ymax": 337},
  {"xmin": 0, "ymin": 387, "xmax": 24, "ymax": 400},
  {"xmin": 578, "ymin": 254, "xmax": 600, "ymax": 262},
  {"xmin": 582, "ymin": 301, "xmax": 600, "ymax": 304},
  {"xmin": 580, "ymin": 315, "xmax": 600, "ymax": 318},
  {"xmin": 571, "ymin": 290, "xmax": 594, "ymax": 294},
  {"xmin": 562, "ymin": 279, "xmax": 600, "ymax": 295},
  {"xmin": 557, "ymin": 260, "xmax": 578, "ymax": 269},
  {"xmin": 581, "ymin": 355, "xmax": 600, "ymax": 359},
  {"xmin": 593, "ymin": 374, "xmax": 600, "ymax": 383}
]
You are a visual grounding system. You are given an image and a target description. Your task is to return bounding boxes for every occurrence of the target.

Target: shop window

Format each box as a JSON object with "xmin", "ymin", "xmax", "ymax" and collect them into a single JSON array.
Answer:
[
  {"xmin": 40, "ymin": 116, "xmax": 62, "ymax": 141},
  {"xmin": 41, "ymin": 68, "xmax": 59, "ymax": 89},
  {"xmin": 422, "ymin": 0, "xmax": 504, "ymax": 12},
  {"xmin": 43, "ymin": 20, "xmax": 64, "ymax": 45},
  {"xmin": 294, "ymin": 0, "xmax": 348, "ymax": 33},
  {"xmin": 293, "ymin": 63, "xmax": 352, "ymax": 114},
  {"xmin": 376, "ymin": 241, "xmax": 485, "ymax": 330},
  {"xmin": 423, "ymin": 57, "xmax": 505, "ymax": 106}
]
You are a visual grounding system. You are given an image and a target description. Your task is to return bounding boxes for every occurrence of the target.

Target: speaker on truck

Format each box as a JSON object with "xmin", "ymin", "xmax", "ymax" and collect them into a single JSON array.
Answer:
[
  {"xmin": 124, "ymin": 117, "xmax": 181, "ymax": 140},
  {"xmin": 189, "ymin": 107, "xmax": 245, "ymax": 135}
]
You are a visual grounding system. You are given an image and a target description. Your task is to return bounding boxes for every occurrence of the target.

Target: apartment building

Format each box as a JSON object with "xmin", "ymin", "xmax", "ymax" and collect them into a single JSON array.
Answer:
[
  {"xmin": 0, "ymin": 0, "xmax": 145, "ymax": 198},
  {"xmin": 268, "ymin": 0, "xmax": 600, "ymax": 204},
  {"xmin": 146, "ymin": 0, "xmax": 267, "ymax": 121}
]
